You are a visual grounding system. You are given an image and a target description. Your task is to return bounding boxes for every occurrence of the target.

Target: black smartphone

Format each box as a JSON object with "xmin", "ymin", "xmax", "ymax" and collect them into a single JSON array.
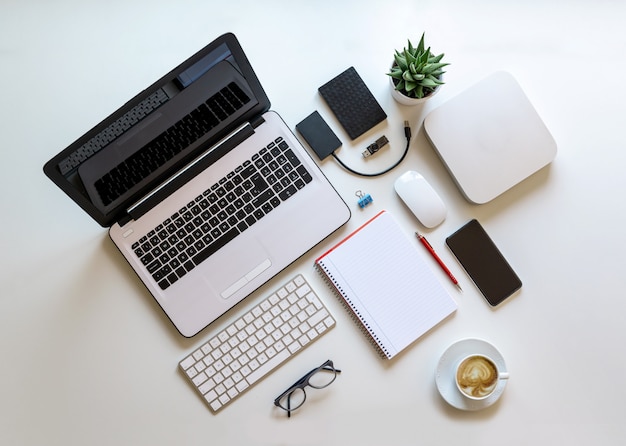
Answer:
[{"xmin": 446, "ymin": 219, "xmax": 522, "ymax": 306}]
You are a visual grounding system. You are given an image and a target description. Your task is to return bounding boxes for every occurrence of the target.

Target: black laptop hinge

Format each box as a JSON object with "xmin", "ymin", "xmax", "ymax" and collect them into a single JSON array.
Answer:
[
  {"xmin": 118, "ymin": 213, "xmax": 133, "ymax": 227},
  {"xmin": 250, "ymin": 115, "xmax": 265, "ymax": 129}
]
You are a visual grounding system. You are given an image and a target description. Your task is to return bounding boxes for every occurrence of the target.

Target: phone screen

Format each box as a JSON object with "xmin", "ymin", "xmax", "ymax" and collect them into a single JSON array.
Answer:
[{"xmin": 446, "ymin": 219, "xmax": 522, "ymax": 306}]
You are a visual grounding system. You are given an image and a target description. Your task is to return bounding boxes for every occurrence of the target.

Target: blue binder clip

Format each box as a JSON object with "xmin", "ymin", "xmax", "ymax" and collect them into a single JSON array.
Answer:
[{"xmin": 356, "ymin": 190, "xmax": 373, "ymax": 208}]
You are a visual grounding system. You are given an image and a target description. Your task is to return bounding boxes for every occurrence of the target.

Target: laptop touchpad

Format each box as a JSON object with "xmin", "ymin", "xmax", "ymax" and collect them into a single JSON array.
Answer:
[
  {"xmin": 198, "ymin": 234, "xmax": 272, "ymax": 299},
  {"xmin": 221, "ymin": 258, "xmax": 272, "ymax": 299}
]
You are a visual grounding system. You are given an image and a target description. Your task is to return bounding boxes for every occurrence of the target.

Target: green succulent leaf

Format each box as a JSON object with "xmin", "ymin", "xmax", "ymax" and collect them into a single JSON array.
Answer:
[
  {"xmin": 422, "ymin": 62, "xmax": 448, "ymax": 74},
  {"xmin": 420, "ymin": 77, "xmax": 439, "ymax": 88},
  {"xmin": 430, "ymin": 53, "xmax": 445, "ymax": 63},
  {"xmin": 404, "ymin": 80, "xmax": 417, "ymax": 91},
  {"xmin": 404, "ymin": 49, "xmax": 417, "ymax": 66},
  {"xmin": 394, "ymin": 53, "xmax": 408, "ymax": 71},
  {"xmin": 388, "ymin": 67, "xmax": 404, "ymax": 79},
  {"xmin": 416, "ymin": 33, "xmax": 425, "ymax": 53}
]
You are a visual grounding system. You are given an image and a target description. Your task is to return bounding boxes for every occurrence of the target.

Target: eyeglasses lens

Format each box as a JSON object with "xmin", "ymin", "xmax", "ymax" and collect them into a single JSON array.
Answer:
[{"xmin": 307, "ymin": 366, "xmax": 337, "ymax": 389}]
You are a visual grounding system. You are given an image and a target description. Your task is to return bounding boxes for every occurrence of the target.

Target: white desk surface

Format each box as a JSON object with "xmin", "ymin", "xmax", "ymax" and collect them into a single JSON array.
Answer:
[{"xmin": 3, "ymin": 1, "xmax": 626, "ymax": 445}]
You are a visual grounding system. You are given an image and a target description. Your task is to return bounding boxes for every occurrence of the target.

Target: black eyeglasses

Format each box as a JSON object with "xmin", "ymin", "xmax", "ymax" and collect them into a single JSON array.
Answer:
[{"xmin": 274, "ymin": 359, "xmax": 341, "ymax": 417}]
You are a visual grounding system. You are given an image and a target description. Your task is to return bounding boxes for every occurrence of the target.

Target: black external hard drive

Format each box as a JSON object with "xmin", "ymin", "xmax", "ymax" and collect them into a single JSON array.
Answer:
[{"xmin": 296, "ymin": 111, "xmax": 342, "ymax": 160}]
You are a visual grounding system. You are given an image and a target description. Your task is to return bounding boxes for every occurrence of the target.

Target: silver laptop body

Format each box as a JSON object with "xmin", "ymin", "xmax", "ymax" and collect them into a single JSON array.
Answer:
[{"xmin": 44, "ymin": 33, "xmax": 350, "ymax": 337}]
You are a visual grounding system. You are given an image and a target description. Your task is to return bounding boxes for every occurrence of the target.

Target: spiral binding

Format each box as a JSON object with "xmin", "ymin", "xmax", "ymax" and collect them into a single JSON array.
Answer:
[{"xmin": 315, "ymin": 262, "xmax": 391, "ymax": 359}]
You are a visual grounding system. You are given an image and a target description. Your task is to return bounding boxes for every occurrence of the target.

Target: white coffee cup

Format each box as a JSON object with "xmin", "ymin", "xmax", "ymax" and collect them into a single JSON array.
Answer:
[{"xmin": 455, "ymin": 354, "xmax": 509, "ymax": 400}]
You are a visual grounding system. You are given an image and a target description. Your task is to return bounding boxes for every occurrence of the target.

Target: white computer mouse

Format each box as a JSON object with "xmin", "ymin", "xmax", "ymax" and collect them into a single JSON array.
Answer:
[{"xmin": 394, "ymin": 170, "xmax": 447, "ymax": 228}]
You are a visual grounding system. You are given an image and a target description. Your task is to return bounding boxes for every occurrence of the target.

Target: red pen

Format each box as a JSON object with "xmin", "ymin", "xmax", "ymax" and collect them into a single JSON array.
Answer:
[{"xmin": 415, "ymin": 231, "xmax": 462, "ymax": 291}]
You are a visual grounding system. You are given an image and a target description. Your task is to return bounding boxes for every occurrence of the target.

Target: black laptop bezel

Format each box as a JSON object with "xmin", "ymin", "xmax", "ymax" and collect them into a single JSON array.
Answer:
[{"xmin": 43, "ymin": 32, "xmax": 270, "ymax": 228}]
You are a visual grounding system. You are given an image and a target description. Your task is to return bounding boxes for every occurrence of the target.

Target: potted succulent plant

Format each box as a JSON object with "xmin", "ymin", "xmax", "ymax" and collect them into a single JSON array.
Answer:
[{"xmin": 387, "ymin": 33, "xmax": 449, "ymax": 105}]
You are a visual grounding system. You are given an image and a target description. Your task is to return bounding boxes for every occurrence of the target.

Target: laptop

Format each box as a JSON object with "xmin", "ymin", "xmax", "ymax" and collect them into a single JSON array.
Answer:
[{"xmin": 43, "ymin": 33, "xmax": 351, "ymax": 337}]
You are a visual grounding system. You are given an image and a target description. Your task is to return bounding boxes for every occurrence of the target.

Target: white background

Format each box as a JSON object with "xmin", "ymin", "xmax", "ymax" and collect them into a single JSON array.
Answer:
[{"xmin": 2, "ymin": 1, "xmax": 626, "ymax": 444}]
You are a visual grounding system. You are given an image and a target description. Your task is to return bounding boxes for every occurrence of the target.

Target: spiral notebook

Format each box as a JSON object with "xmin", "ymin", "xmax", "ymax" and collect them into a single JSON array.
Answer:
[{"xmin": 315, "ymin": 210, "xmax": 457, "ymax": 359}]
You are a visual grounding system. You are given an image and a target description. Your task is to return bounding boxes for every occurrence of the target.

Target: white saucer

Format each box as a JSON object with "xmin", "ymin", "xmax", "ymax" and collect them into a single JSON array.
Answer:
[{"xmin": 435, "ymin": 338, "xmax": 508, "ymax": 411}]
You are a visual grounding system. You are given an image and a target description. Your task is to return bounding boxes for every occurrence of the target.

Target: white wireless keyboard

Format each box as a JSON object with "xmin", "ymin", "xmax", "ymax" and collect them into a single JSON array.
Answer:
[{"xmin": 178, "ymin": 274, "xmax": 335, "ymax": 412}]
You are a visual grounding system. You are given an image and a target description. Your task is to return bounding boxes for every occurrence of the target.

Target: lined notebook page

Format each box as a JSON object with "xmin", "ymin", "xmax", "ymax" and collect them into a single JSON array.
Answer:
[{"xmin": 316, "ymin": 210, "xmax": 457, "ymax": 359}]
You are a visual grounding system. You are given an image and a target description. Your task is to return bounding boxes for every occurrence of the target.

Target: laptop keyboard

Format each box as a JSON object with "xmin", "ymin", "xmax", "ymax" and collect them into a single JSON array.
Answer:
[
  {"xmin": 179, "ymin": 273, "xmax": 335, "ymax": 412},
  {"xmin": 95, "ymin": 82, "xmax": 251, "ymax": 206},
  {"xmin": 132, "ymin": 136, "xmax": 313, "ymax": 290}
]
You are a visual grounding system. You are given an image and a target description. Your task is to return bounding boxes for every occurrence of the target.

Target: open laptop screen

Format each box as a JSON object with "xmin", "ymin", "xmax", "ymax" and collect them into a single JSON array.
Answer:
[{"xmin": 44, "ymin": 33, "xmax": 270, "ymax": 227}]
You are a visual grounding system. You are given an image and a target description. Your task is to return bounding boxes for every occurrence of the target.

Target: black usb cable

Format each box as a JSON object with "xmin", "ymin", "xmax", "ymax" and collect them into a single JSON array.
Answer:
[{"xmin": 331, "ymin": 121, "xmax": 412, "ymax": 177}]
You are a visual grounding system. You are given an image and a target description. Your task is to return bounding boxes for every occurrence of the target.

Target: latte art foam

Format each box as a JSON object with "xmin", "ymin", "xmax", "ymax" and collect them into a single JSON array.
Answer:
[{"xmin": 456, "ymin": 355, "xmax": 498, "ymax": 398}]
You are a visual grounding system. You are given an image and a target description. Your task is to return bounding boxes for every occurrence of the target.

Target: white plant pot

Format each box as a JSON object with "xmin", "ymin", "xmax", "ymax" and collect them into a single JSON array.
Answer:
[{"xmin": 389, "ymin": 73, "xmax": 441, "ymax": 106}]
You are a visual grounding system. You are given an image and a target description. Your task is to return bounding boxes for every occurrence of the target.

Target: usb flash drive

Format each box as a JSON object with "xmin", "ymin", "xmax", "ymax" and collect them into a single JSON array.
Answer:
[{"xmin": 362, "ymin": 136, "xmax": 389, "ymax": 158}]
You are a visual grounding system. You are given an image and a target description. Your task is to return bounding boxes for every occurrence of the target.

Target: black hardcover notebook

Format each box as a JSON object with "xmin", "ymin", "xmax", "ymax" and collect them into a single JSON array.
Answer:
[{"xmin": 318, "ymin": 67, "xmax": 386, "ymax": 140}]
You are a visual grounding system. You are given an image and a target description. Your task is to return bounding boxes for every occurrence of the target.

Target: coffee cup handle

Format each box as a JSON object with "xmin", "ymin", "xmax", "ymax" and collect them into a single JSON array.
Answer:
[{"xmin": 499, "ymin": 371, "xmax": 510, "ymax": 380}]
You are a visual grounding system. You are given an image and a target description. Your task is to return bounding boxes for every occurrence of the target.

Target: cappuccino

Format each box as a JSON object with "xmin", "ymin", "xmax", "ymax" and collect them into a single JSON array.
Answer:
[{"xmin": 455, "ymin": 355, "xmax": 500, "ymax": 399}]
